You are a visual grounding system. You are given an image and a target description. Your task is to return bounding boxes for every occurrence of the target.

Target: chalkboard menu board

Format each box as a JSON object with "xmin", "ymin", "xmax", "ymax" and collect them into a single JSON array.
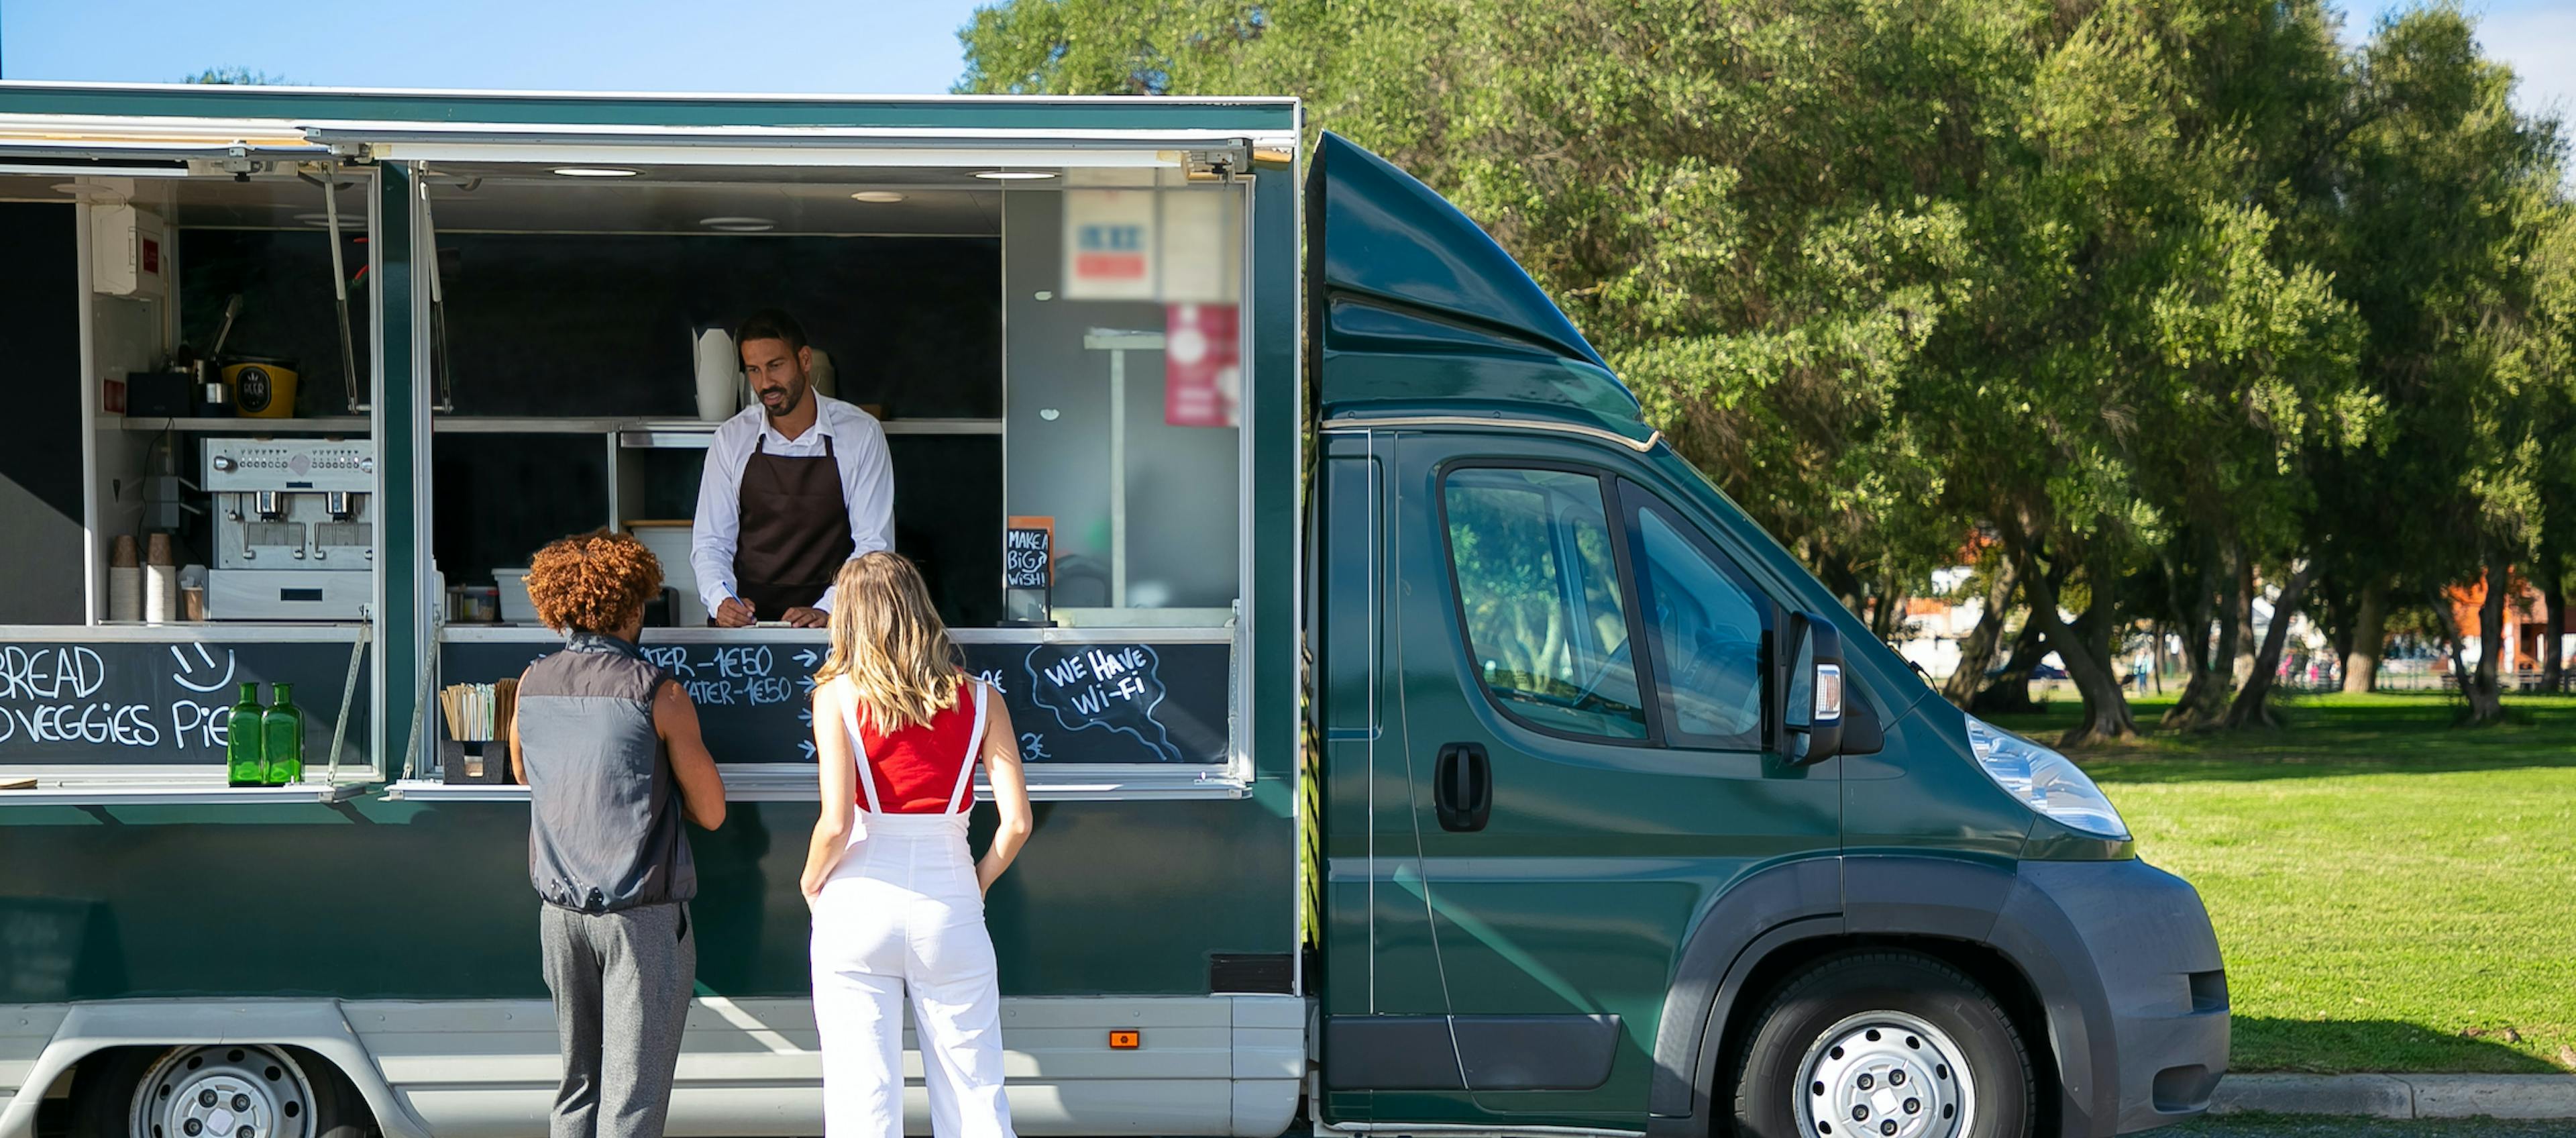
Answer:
[
  {"xmin": 441, "ymin": 636, "xmax": 1227, "ymax": 767},
  {"xmin": 0, "ymin": 637, "xmax": 372, "ymax": 765}
]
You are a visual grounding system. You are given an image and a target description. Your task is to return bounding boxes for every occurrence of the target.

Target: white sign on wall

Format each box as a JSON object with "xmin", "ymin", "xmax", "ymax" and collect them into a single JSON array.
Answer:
[{"xmin": 1063, "ymin": 190, "xmax": 1158, "ymax": 301}]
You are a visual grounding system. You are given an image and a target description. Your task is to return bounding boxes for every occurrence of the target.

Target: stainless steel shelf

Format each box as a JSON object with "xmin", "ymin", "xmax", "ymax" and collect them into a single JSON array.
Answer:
[
  {"xmin": 108, "ymin": 415, "xmax": 370, "ymax": 434},
  {"xmin": 620, "ymin": 418, "xmax": 1002, "ymax": 448},
  {"xmin": 0, "ymin": 621, "xmax": 369, "ymax": 642}
]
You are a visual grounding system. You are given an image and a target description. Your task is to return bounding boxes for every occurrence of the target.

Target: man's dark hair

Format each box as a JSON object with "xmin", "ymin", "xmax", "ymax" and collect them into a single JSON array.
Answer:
[{"xmin": 734, "ymin": 309, "xmax": 808, "ymax": 355}]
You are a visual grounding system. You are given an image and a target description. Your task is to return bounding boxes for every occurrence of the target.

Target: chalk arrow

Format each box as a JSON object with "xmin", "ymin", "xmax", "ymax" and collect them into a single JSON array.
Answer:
[
  {"xmin": 798, "ymin": 741, "xmax": 816, "ymax": 761},
  {"xmin": 794, "ymin": 650, "xmax": 820, "ymax": 668},
  {"xmin": 169, "ymin": 644, "xmax": 237, "ymax": 694},
  {"xmin": 800, "ymin": 676, "xmax": 817, "ymax": 694},
  {"xmin": 798, "ymin": 709, "xmax": 812, "ymax": 724}
]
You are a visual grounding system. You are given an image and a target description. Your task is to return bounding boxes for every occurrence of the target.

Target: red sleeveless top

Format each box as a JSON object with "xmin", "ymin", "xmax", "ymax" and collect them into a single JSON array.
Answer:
[{"xmin": 841, "ymin": 677, "xmax": 986, "ymax": 814}]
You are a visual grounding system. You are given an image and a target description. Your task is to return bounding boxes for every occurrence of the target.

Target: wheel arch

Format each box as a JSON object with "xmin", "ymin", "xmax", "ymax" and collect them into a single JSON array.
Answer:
[
  {"xmin": 1649, "ymin": 855, "xmax": 2114, "ymax": 1138},
  {"xmin": 0, "ymin": 1002, "xmax": 427, "ymax": 1138}
]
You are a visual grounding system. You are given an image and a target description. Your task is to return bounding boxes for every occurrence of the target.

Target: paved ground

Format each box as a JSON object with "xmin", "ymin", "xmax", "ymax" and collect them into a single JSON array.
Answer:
[{"xmin": 2176, "ymin": 1116, "xmax": 2576, "ymax": 1137}]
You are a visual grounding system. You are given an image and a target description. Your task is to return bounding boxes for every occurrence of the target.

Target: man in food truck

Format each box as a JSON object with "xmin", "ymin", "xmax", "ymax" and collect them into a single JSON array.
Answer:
[{"xmin": 690, "ymin": 309, "xmax": 896, "ymax": 629}]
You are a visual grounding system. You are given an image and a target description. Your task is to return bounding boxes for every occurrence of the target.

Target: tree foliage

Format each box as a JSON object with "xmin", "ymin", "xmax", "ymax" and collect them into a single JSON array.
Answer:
[
  {"xmin": 184, "ymin": 67, "xmax": 288, "ymax": 85},
  {"xmin": 959, "ymin": 0, "xmax": 2576, "ymax": 739}
]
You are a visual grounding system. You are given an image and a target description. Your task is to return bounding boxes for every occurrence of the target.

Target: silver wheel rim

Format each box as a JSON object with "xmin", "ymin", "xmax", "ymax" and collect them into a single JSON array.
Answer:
[
  {"xmin": 1793, "ymin": 1010, "xmax": 1975, "ymax": 1138},
  {"xmin": 127, "ymin": 1045, "xmax": 316, "ymax": 1138}
]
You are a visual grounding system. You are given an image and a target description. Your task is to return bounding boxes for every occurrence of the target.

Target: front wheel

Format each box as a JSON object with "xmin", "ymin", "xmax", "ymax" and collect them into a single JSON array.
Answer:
[
  {"xmin": 1730, "ymin": 951, "xmax": 2034, "ymax": 1138},
  {"xmin": 68, "ymin": 1043, "xmax": 375, "ymax": 1138}
]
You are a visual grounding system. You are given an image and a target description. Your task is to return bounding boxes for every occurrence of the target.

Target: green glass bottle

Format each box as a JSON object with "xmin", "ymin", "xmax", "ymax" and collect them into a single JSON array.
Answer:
[
  {"xmin": 225, "ymin": 681, "xmax": 266, "ymax": 787},
  {"xmin": 262, "ymin": 682, "xmax": 304, "ymax": 786}
]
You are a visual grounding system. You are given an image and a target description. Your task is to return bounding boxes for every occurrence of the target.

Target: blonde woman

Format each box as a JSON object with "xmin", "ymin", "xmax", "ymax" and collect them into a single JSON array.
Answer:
[{"xmin": 802, "ymin": 551, "xmax": 1034, "ymax": 1138}]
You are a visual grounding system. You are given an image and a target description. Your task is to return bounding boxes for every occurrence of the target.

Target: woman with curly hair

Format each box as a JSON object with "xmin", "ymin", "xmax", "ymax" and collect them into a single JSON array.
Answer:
[
  {"xmin": 801, "ymin": 550, "xmax": 1034, "ymax": 1138},
  {"xmin": 508, "ymin": 528, "xmax": 726, "ymax": 1138}
]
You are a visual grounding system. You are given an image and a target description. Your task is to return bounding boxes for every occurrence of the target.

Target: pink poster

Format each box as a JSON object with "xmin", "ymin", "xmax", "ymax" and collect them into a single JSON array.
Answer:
[{"xmin": 1165, "ymin": 303, "xmax": 1241, "ymax": 427}]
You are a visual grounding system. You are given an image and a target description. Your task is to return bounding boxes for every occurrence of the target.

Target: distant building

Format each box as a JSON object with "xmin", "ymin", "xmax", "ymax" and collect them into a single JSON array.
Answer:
[{"xmin": 2442, "ymin": 576, "xmax": 2574, "ymax": 674}]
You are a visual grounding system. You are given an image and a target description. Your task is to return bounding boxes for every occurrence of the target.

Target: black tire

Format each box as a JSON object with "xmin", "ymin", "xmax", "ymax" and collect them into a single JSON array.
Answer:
[
  {"xmin": 1729, "ymin": 951, "xmax": 2034, "ymax": 1138},
  {"xmin": 63, "ymin": 1047, "xmax": 157, "ymax": 1137},
  {"xmin": 284, "ymin": 1046, "xmax": 380, "ymax": 1138},
  {"xmin": 62, "ymin": 1044, "xmax": 378, "ymax": 1138}
]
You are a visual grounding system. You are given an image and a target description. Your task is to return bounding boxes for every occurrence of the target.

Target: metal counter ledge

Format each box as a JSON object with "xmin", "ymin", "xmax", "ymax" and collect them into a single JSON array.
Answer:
[
  {"xmin": 433, "ymin": 624, "xmax": 1236, "ymax": 645},
  {"xmin": 413, "ymin": 621, "xmax": 1250, "ymax": 802}
]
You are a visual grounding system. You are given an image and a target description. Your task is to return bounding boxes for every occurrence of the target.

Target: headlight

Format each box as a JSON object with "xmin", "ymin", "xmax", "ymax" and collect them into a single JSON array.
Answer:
[{"xmin": 1962, "ymin": 714, "xmax": 2130, "ymax": 839}]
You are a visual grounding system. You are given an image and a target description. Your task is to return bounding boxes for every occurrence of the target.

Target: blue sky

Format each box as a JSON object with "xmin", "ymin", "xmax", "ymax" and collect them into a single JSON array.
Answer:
[
  {"xmin": 0, "ymin": 0, "xmax": 2567, "ymax": 122},
  {"xmin": 0, "ymin": 0, "xmax": 992, "ymax": 93},
  {"xmin": 2343, "ymin": 0, "xmax": 2573, "ymax": 125}
]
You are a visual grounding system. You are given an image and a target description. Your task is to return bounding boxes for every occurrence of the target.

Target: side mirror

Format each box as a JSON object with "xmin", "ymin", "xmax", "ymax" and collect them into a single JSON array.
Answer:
[{"xmin": 1776, "ymin": 613, "xmax": 1845, "ymax": 764}]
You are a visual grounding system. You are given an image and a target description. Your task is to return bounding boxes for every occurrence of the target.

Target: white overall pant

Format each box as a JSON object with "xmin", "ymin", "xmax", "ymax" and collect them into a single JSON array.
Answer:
[{"xmin": 812, "ymin": 682, "xmax": 1015, "ymax": 1138}]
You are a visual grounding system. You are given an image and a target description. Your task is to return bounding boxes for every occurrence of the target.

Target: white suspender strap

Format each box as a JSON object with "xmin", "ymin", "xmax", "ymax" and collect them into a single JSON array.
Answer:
[
  {"xmin": 947, "ymin": 680, "xmax": 989, "ymax": 815},
  {"xmin": 837, "ymin": 677, "xmax": 885, "ymax": 815}
]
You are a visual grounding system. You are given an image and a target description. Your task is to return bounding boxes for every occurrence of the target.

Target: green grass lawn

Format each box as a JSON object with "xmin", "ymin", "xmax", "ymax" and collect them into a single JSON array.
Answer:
[{"xmin": 1987, "ymin": 691, "xmax": 2576, "ymax": 1075}]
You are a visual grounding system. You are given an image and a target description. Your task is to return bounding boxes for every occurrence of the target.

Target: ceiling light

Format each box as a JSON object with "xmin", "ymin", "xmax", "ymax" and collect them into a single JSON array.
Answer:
[
  {"xmin": 851, "ymin": 190, "xmax": 907, "ymax": 203},
  {"xmin": 699, "ymin": 215, "xmax": 776, "ymax": 232},
  {"xmin": 973, "ymin": 170, "xmax": 1057, "ymax": 181},
  {"xmin": 554, "ymin": 166, "xmax": 639, "ymax": 178},
  {"xmin": 294, "ymin": 213, "xmax": 355, "ymax": 227}
]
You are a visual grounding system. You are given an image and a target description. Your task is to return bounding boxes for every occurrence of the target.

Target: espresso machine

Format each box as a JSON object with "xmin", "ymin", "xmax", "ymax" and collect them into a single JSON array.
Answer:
[{"xmin": 203, "ymin": 437, "xmax": 376, "ymax": 620}]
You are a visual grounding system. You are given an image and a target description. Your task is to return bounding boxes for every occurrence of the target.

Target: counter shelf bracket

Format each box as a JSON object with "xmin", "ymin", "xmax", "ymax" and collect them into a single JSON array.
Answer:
[{"xmin": 324, "ymin": 618, "xmax": 374, "ymax": 786}]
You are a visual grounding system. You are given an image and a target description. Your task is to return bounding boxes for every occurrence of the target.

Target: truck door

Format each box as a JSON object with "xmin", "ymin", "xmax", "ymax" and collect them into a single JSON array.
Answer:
[
  {"xmin": 1308, "ymin": 132, "xmax": 1839, "ymax": 1127},
  {"xmin": 1393, "ymin": 431, "xmax": 1839, "ymax": 1125}
]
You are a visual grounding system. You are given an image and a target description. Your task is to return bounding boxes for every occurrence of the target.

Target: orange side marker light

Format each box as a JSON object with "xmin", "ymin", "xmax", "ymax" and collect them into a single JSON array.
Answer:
[{"xmin": 1109, "ymin": 1030, "xmax": 1142, "ymax": 1050}]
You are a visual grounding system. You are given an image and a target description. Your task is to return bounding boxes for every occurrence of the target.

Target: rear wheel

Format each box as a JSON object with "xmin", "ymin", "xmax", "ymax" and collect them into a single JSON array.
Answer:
[
  {"xmin": 1729, "ymin": 951, "xmax": 2033, "ymax": 1138},
  {"xmin": 68, "ymin": 1044, "xmax": 374, "ymax": 1138}
]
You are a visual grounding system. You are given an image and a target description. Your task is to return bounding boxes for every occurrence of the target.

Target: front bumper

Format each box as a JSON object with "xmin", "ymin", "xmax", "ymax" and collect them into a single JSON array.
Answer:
[{"xmin": 1996, "ymin": 858, "xmax": 2230, "ymax": 1136}]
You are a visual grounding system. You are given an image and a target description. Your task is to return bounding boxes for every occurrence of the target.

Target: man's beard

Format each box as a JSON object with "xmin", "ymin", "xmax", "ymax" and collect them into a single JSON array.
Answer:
[{"xmin": 760, "ymin": 384, "xmax": 805, "ymax": 417}]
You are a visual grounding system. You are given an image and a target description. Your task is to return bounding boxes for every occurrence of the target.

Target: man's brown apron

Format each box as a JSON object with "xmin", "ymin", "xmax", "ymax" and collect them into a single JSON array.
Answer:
[{"xmin": 730, "ymin": 431, "xmax": 854, "ymax": 617}]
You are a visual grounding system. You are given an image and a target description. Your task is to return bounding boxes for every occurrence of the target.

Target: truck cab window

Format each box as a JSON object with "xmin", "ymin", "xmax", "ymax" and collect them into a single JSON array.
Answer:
[
  {"xmin": 1441, "ymin": 468, "xmax": 1646, "ymax": 740},
  {"xmin": 1627, "ymin": 494, "xmax": 1768, "ymax": 749}
]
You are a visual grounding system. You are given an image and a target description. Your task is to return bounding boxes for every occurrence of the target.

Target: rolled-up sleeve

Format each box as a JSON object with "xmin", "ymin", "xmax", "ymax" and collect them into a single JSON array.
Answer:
[
  {"xmin": 815, "ymin": 411, "xmax": 895, "ymax": 612},
  {"xmin": 692, "ymin": 421, "xmax": 746, "ymax": 615}
]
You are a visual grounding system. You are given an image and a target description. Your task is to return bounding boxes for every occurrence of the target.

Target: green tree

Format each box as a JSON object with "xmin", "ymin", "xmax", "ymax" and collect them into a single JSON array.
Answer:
[
  {"xmin": 184, "ymin": 67, "xmax": 287, "ymax": 85},
  {"xmin": 962, "ymin": 0, "xmax": 1988, "ymax": 658},
  {"xmin": 2295, "ymin": 6, "xmax": 2571, "ymax": 724},
  {"xmin": 957, "ymin": 0, "xmax": 2571, "ymax": 739}
]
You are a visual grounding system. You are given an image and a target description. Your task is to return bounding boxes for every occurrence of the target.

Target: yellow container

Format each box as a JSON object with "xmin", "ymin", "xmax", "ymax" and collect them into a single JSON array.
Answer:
[{"xmin": 223, "ymin": 360, "xmax": 299, "ymax": 419}]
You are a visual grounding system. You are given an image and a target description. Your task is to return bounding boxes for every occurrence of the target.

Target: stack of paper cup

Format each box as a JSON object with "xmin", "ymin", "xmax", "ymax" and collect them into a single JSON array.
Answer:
[
  {"xmin": 144, "ymin": 534, "xmax": 178, "ymax": 624},
  {"xmin": 108, "ymin": 535, "xmax": 143, "ymax": 622}
]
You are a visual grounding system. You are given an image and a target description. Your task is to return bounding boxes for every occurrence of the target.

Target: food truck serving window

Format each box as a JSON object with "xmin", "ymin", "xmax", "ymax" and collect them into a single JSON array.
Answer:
[
  {"xmin": 399, "ymin": 152, "xmax": 1255, "ymax": 800},
  {"xmin": 0, "ymin": 152, "xmax": 392, "ymax": 803}
]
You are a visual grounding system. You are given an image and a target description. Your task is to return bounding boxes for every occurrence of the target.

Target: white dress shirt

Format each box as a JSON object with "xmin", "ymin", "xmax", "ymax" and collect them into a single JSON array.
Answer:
[{"xmin": 690, "ymin": 395, "xmax": 894, "ymax": 614}]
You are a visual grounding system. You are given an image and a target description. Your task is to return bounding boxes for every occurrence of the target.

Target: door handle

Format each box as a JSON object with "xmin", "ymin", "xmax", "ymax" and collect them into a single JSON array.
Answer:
[{"xmin": 1434, "ymin": 742, "xmax": 1491, "ymax": 832}]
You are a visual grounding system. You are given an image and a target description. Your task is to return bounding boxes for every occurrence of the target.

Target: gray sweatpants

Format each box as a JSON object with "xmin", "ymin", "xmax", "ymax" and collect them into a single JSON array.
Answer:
[{"xmin": 539, "ymin": 900, "xmax": 696, "ymax": 1138}]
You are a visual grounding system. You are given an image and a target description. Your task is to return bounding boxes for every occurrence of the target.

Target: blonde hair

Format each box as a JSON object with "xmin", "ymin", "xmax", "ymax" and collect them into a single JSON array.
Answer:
[{"xmin": 814, "ymin": 552, "xmax": 964, "ymax": 733}]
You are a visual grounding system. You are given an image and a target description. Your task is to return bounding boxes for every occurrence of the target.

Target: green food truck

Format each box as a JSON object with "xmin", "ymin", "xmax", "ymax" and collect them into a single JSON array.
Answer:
[{"xmin": 0, "ymin": 83, "xmax": 2226, "ymax": 1138}]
